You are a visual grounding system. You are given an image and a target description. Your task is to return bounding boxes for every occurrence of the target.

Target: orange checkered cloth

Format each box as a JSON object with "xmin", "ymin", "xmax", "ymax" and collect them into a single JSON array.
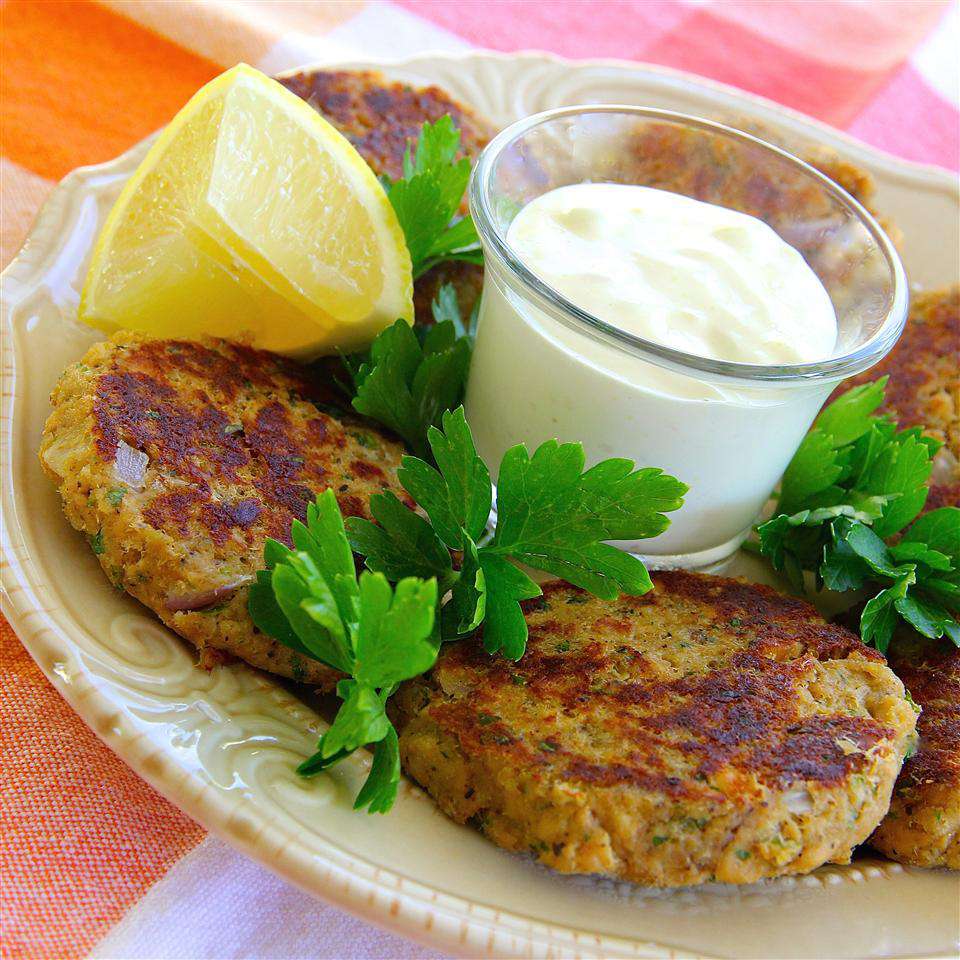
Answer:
[{"xmin": 2, "ymin": 2, "xmax": 957, "ymax": 958}]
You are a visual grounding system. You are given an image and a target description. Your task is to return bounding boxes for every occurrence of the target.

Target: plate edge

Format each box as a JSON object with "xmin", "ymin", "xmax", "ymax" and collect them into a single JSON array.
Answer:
[{"xmin": 2, "ymin": 49, "xmax": 957, "ymax": 960}]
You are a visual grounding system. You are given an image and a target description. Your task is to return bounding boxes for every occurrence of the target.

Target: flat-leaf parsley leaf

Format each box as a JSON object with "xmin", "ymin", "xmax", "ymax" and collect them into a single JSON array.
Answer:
[
  {"xmin": 384, "ymin": 116, "xmax": 482, "ymax": 279},
  {"xmin": 755, "ymin": 379, "xmax": 958, "ymax": 652},
  {"xmin": 248, "ymin": 489, "xmax": 439, "ymax": 813},
  {"xmin": 347, "ymin": 407, "xmax": 687, "ymax": 659},
  {"xmin": 348, "ymin": 289, "xmax": 473, "ymax": 459}
]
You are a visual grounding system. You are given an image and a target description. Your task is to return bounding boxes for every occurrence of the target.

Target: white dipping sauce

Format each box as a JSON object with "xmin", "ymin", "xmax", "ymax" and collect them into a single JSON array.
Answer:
[{"xmin": 465, "ymin": 183, "xmax": 840, "ymax": 564}]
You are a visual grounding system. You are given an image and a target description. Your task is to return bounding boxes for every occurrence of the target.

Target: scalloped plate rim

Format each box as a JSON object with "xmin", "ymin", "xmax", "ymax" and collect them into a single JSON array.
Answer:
[
  {"xmin": 277, "ymin": 49, "xmax": 959, "ymax": 187},
  {"xmin": 2, "ymin": 50, "xmax": 958, "ymax": 960}
]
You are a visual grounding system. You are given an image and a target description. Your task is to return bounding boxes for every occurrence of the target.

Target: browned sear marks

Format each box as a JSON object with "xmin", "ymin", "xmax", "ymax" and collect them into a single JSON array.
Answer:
[
  {"xmin": 40, "ymin": 331, "xmax": 412, "ymax": 688},
  {"xmin": 394, "ymin": 572, "xmax": 916, "ymax": 885},
  {"xmin": 279, "ymin": 68, "xmax": 494, "ymax": 326}
]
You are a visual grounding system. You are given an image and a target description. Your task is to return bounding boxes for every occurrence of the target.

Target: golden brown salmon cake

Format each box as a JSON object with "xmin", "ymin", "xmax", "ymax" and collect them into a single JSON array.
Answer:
[
  {"xmin": 278, "ymin": 68, "xmax": 491, "ymax": 182},
  {"xmin": 279, "ymin": 68, "xmax": 494, "ymax": 324},
  {"xmin": 923, "ymin": 481, "xmax": 960, "ymax": 512},
  {"xmin": 830, "ymin": 286, "xmax": 959, "ymax": 473},
  {"xmin": 394, "ymin": 573, "xmax": 917, "ymax": 887},
  {"xmin": 828, "ymin": 287, "xmax": 958, "ymax": 864},
  {"xmin": 718, "ymin": 117, "xmax": 903, "ymax": 247},
  {"xmin": 870, "ymin": 634, "xmax": 960, "ymax": 869},
  {"xmin": 616, "ymin": 119, "xmax": 901, "ymax": 260},
  {"xmin": 39, "ymin": 332, "xmax": 411, "ymax": 687}
]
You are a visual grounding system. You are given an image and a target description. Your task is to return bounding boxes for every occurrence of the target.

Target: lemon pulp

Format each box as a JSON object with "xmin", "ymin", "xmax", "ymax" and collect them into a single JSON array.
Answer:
[{"xmin": 80, "ymin": 64, "xmax": 413, "ymax": 357}]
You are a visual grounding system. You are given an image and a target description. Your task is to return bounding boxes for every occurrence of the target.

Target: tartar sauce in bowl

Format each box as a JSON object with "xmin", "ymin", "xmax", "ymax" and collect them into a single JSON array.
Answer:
[
  {"xmin": 466, "ymin": 107, "xmax": 907, "ymax": 566},
  {"xmin": 506, "ymin": 183, "xmax": 837, "ymax": 368}
]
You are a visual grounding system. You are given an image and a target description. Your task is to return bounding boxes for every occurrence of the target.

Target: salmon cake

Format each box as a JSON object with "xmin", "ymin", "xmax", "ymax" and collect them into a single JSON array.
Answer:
[
  {"xmin": 614, "ymin": 117, "xmax": 902, "ymax": 267},
  {"xmin": 279, "ymin": 68, "xmax": 494, "ymax": 324},
  {"xmin": 829, "ymin": 285, "xmax": 959, "ymax": 481},
  {"xmin": 870, "ymin": 634, "xmax": 959, "ymax": 868},
  {"xmin": 830, "ymin": 286, "xmax": 959, "ymax": 869},
  {"xmin": 394, "ymin": 573, "xmax": 917, "ymax": 886},
  {"xmin": 718, "ymin": 116, "xmax": 903, "ymax": 247},
  {"xmin": 39, "ymin": 332, "xmax": 411, "ymax": 687}
]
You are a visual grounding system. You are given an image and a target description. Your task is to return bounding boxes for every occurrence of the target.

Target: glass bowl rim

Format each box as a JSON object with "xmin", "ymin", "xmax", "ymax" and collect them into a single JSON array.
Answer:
[{"xmin": 468, "ymin": 104, "xmax": 909, "ymax": 387}]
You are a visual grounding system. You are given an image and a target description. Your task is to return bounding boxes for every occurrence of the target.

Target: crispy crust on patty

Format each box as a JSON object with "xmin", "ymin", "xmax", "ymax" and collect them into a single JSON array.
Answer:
[
  {"xmin": 720, "ymin": 117, "xmax": 903, "ymax": 247},
  {"xmin": 923, "ymin": 481, "xmax": 960, "ymax": 512},
  {"xmin": 870, "ymin": 635, "xmax": 960, "ymax": 869},
  {"xmin": 830, "ymin": 286, "xmax": 959, "ymax": 475},
  {"xmin": 618, "ymin": 119, "xmax": 902, "ymax": 258},
  {"xmin": 278, "ymin": 68, "xmax": 491, "ymax": 183},
  {"xmin": 394, "ymin": 573, "xmax": 916, "ymax": 886},
  {"xmin": 279, "ymin": 68, "xmax": 493, "ymax": 324},
  {"xmin": 40, "ymin": 332, "xmax": 411, "ymax": 687},
  {"xmin": 830, "ymin": 289, "xmax": 958, "ymax": 870}
]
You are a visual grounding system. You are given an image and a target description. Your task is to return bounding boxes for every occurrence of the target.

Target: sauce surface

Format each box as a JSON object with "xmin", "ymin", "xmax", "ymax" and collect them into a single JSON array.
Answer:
[
  {"xmin": 506, "ymin": 183, "xmax": 837, "ymax": 365},
  {"xmin": 466, "ymin": 182, "xmax": 842, "ymax": 561}
]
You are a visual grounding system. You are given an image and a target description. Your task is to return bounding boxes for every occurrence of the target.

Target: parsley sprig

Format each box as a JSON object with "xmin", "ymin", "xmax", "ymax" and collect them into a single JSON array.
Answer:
[
  {"xmin": 248, "ymin": 489, "xmax": 439, "ymax": 813},
  {"xmin": 347, "ymin": 407, "xmax": 687, "ymax": 658},
  {"xmin": 245, "ymin": 412, "xmax": 682, "ymax": 813},
  {"xmin": 247, "ymin": 116, "xmax": 689, "ymax": 814},
  {"xmin": 342, "ymin": 283, "xmax": 477, "ymax": 459},
  {"xmin": 755, "ymin": 378, "xmax": 959, "ymax": 652},
  {"xmin": 384, "ymin": 116, "xmax": 483, "ymax": 279}
]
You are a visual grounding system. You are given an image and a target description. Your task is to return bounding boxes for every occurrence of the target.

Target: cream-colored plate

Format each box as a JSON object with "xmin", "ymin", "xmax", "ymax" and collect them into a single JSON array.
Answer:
[{"xmin": 2, "ymin": 52, "xmax": 958, "ymax": 960}]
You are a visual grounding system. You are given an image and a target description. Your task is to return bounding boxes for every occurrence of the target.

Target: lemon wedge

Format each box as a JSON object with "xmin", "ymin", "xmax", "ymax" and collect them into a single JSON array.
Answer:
[{"xmin": 80, "ymin": 64, "xmax": 413, "ymax": 357}]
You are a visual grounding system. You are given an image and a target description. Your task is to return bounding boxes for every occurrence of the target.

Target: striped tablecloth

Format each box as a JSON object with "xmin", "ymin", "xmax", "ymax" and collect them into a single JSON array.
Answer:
[{"xmin": 2, "ymin": 3, "xmax": 957, "ymax": 958}]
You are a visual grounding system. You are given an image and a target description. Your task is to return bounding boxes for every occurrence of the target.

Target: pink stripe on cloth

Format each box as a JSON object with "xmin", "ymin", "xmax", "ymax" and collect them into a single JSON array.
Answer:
[
  {"xmin": 399, "ymin": 0, "xmax": 956, "ymax": 168},
  {"xmin": 700, "ymin": 0, "xmax": 949, "ymax": 71},
  {"xmin": 393, "ymin": 0, "xmax": 694, "ymax": 58},
  {"xmin": 848, "ymin": 64, "xmax": 960, "ymax": 171},
  {"xmin": 641, "ymin": 7, "xmax": 899, "ymax": 126}
]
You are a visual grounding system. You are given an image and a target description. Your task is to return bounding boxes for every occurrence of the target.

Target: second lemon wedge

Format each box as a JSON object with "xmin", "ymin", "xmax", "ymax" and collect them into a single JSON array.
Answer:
[{"xmin": 80, "ymin": 64, "xmax": 413, "ymax": 357}]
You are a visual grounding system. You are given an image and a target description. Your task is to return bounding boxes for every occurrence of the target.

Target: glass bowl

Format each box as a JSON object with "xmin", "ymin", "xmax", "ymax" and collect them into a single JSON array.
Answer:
[{"xmin": 465, "ymin": 105, "xmax": 908, "ymax": 567}]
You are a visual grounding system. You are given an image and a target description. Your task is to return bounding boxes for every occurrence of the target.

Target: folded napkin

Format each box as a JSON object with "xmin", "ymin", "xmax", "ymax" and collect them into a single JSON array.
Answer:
[{"xmin": 2, "ymin": 2, "xmax": 956, "ymax": 958}]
